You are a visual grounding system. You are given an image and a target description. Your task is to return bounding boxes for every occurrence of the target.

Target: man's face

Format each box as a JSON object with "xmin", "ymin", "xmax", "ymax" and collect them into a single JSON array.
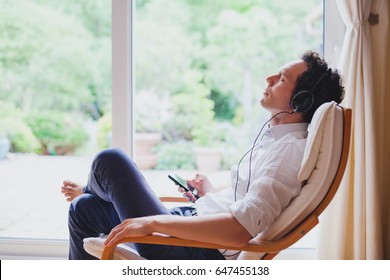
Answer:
[{"xmin": 260, "ymin": 59, "xmax": 308, "ymax": 115}]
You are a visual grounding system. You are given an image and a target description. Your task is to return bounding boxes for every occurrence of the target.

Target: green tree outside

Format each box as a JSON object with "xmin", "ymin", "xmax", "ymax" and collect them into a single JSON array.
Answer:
[{"xmin": 0, "ymin": 0, "xmax": 322, "ymax": 167}]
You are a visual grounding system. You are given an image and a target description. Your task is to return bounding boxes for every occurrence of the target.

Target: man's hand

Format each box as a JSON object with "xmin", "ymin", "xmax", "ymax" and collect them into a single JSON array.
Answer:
[
  {"xmin": 186, "ymin": 174, "xmax": 215, "ymax": 196},
  {"xmin": 104, "ymin": 216, "xmax": 154, "ymax": 247},
  {"xmin": 61, "ymin": 180, "xmax": 83, "ymax": 202},
  {"xmin": 178, "ymin": 174, "xmax": 215, "ymax": 202}
]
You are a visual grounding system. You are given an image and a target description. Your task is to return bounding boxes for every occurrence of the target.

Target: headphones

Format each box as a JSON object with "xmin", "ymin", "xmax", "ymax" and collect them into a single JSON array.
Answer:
[{"xmin": 290, "ymin": 72, "xmax": 328, "ymax": 113}]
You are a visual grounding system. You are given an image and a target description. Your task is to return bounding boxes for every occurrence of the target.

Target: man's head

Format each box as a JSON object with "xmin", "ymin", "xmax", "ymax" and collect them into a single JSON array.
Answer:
[
  {"xmin": 293, "ymin": 51, "xmax": 344, "ymax": 122},
  {"xmin": 261, "ymin": 59, "xmax": 308, "ymax": 118},
  {"xmin": 261, "ymin": 50, "xmax": 344, "ymax": 123}
]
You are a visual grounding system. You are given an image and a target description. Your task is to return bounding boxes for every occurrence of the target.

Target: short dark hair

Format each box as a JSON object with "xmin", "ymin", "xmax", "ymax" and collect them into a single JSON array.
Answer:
[{"xmin": 293, "ymin": 51, "xmax": 344, "ymax": 122}]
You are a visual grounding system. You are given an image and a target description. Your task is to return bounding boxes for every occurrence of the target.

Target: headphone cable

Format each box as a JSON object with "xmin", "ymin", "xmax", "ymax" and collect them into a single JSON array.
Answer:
[{"xmin": 234, "ymin": 110, "xmax": 293, "ymax": 201}]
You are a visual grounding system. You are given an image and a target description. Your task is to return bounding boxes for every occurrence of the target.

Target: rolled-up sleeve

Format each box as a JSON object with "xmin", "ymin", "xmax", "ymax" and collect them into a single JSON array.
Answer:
[{"xmin": 229, "ymin": 141, "xmax": 305, "ymax": 237}]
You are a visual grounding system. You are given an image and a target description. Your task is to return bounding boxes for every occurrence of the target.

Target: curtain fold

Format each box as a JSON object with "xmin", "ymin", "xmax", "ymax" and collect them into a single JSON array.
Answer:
[{"xmin": 317, "ymin": 0, "xmax": 388, "ymax": 259}]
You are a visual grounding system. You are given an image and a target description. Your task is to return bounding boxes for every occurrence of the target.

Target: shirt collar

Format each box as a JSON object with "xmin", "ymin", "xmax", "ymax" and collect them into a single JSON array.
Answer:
[{"xmin": 264, "ymin": 122, "xmax": 309, "ymax": 140}]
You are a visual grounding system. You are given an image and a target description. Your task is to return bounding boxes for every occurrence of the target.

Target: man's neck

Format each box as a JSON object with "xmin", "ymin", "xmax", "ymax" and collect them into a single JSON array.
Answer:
[{"xmin": 269, "ymin": 112, "xmax": 305, "ymax": 126}]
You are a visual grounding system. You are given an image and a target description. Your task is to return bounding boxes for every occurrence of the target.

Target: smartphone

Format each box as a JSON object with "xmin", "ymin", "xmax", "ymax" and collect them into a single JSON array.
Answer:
[{"xmin": 168, "ymin": 174, "xmax": 200, "ymax": 199}]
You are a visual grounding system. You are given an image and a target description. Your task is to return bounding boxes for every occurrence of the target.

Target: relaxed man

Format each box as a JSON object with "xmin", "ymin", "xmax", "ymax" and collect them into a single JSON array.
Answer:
[{"xmin": 62, "ymin": 51, "xmax": 344, "ymax": 260}]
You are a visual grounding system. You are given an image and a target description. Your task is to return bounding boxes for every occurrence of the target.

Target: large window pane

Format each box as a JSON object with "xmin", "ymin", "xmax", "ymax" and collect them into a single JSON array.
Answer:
[
  {"xmin": 132, "ymin": 0, "xmax": 323, "ymax": 175},
  {"xmin": 131, "ymin": 0, "xmax": 324, "ymax": 253},
  {"xmin": 0, "ymin": 0, "xmax": 111, "ymax": 239}
]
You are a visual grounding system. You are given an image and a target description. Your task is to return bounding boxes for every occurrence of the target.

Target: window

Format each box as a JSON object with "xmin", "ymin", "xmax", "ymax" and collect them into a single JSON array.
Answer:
[{"xmin": 131, "ymin": 0, "xmax": 325, "ymax": 176}]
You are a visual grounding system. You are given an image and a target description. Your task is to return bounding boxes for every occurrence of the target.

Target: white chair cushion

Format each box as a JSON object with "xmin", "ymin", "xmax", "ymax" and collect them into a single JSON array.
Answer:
[
  {"xmin": 238, "ymin": 101, "xmax": 343, "ymax": 259},
  {"xmin": 83, "ymin": 236, "xmax": 145, "ymax": 260},
  {"xmin": 298, "ymin": 102, "xmax": 339, "ymax": 181}
]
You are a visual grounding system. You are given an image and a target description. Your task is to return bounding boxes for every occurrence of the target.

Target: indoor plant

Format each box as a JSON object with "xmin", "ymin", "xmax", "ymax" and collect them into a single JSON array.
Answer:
[
  {"xmin": 134, "ymin": 90, "xmax": 169, "ymax": 169},
  {"xmin": 191, "ymin": 122, "xmax": 223, "ymax": 172}
]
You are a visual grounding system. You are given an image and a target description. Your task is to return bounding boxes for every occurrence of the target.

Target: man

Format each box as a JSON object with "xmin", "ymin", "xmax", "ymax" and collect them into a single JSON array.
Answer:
[{"xmin": 61, "ymin": 51, "xmax": 344, "ymax": 260}]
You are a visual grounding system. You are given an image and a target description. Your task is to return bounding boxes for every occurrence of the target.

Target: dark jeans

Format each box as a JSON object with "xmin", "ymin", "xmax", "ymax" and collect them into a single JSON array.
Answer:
[{"xmin": 68, "ymin": 148, "xmax": 225, "ymax": 260}]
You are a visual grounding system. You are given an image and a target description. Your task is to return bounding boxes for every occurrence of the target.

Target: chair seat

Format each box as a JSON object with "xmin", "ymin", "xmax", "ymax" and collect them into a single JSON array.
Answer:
[{"xmin": 84, "ymin": 236, "xmax": 145, "ymax": 260}]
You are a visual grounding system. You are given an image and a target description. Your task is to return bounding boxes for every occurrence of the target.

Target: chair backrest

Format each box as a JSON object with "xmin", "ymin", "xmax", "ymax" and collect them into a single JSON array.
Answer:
[{"xmin": 238, "ymin": 102, "xmax": 352, "ymax": 260}]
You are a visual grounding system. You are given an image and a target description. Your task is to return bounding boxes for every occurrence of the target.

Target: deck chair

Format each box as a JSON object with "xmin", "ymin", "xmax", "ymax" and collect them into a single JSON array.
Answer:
[{"xmin": 84, "ymin": 101, "xmax": 352, "ymax": 260}]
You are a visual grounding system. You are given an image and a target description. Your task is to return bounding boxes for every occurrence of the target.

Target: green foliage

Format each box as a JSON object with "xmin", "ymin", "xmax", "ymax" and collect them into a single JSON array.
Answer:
[
  {"xmin": 48, "ymin": 0, "xmax": 111, "ymax": 37},
  {"xmin": 155, "ymin": 141, "xmax": 196, "ymax": 170},
  {"xmin": 96, "ymin": 90, "xmax": 171, "ymax": 150},
  {"xmin": 191, "ymin": 120, "xmax": 222, "ymax": 147},
  {"xmin": 97, "ymin": 113, "xmax": 112, "ymax": 149},
  {"xmin": 162, "ymin": 117, "xmax": 193, "ymax": 142},
  {"xmin": 191, "ymin": 124, "xmax": 222, "ymax": 147},
  {"xmin": 1, "ymin": 0, "xmax": 323, "ymax": 161},
  {"xmin": 0, "ymin": 118, "xmax": 41, "ymax": 153},
  {"xmin": 25, "ymin": 111, "xmax": 88, "ymax": 155},
  {"xmin": 0, "ymin": 101, "xmax": 22, "ymax": 119},
  {"xmin": 135, "ymin": 0, "xmax": 198, "ymax": 97},
  {"xmin": 0, "ymin": 101, "xmax": 41, "ymax": 152},
  {"xmin": 161, "ymin": 72, "xmax": 222, "ymax": 146},
  {"xmin": 135, "ymin": 90, "xmax": 170, "ymax": 133},
  {"xmin": 188, "ymin": 0, "xmax": 322, "ymax": 124},
  {"xmin": 210, "ymin": 89, "xmax": 238, "ymax": 121},
  {"xmin": 0, "ymin": 0, "xmax": 111, "ymax": 117}
]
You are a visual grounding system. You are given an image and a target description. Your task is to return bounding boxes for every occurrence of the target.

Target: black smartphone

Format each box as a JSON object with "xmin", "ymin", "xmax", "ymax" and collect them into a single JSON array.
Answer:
[{"xmin": 168, "ymin": 174, "xmax": 200, "ymax": 199}]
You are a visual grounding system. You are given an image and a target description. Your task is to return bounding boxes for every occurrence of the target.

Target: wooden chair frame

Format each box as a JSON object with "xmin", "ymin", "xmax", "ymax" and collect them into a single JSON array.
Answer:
[{"xmin": 100, "ymin": 108, "xmax": 352, "ymax": 260}]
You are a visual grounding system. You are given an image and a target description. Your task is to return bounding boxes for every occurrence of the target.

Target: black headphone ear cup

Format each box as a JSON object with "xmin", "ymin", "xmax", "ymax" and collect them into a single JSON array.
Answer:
[{"xmin": 291, "ymin": 90, "xmax": 315, "ymax": 113}]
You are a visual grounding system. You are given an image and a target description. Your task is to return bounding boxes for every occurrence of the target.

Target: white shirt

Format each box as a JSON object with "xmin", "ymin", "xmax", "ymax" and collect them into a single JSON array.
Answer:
[{"xmin": 195, "ymin": 122, "xmax": 308, "ymax": 239}]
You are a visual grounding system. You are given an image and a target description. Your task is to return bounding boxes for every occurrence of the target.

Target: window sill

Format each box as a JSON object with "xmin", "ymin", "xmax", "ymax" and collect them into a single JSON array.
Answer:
[{"xmin": 0, "ymin": 238, "xmax": 68, "ymax": 260}]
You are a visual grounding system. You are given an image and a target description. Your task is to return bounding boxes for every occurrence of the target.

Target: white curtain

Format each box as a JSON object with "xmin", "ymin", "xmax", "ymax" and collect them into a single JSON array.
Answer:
[{"xmin": 317, "ymin": 0, "xmax": 389, "ymax": 259}]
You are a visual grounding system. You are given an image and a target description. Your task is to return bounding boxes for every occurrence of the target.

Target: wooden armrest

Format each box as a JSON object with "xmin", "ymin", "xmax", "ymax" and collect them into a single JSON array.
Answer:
[
  {"xmin": 101, "ymin": 215, "xmax": 319, "ymax": 260},
  {"xmin": 159, "ymin": 196, "xmax": 188, "ymax": 203}
]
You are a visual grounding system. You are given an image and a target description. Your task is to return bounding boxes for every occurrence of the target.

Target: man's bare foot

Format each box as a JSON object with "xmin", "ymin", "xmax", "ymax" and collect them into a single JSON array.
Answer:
[{"xmin": 61, "ymin": 180, "xmax": 84, "ymax": 202}]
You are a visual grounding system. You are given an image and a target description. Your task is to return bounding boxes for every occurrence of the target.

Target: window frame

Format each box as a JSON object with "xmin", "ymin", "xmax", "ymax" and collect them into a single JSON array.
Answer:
[
  {"xmin": 0, "ymin": 0, "xmax": 344, "ymax": 259},
  {"xmin": 111, "ymin": 0, "xmax": 134, "ymax": 156},
  {"xmin": 323, "ymin": 0, "xmax": 345, "ymax": 69}
]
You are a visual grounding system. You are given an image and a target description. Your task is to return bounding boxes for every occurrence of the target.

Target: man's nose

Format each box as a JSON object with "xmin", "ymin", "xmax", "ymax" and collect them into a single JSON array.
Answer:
[{"xmin": 266, "ymin": 75, "xmax": 274, "ymax": 86}]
